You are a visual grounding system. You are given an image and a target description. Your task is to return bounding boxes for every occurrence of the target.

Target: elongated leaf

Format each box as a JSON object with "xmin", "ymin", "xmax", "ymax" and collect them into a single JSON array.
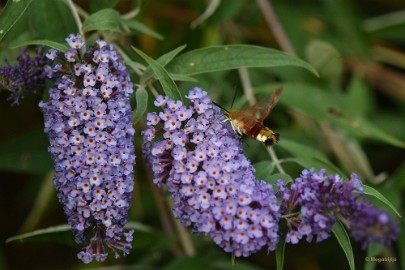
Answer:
[
  {"xmin": 142, "ymin": 44, "xmax": 187, "ymax": 81},
  {"xmin": 28, "ymin": 0, "xmax": 76, "ymax": 42},
  {"xmin": 122, "ymin": 19, "xmax": 163, "ymax": 39},
  {"xmin": 0, "ymin": 0, "xmax": 32, "ymax": 41},
  {"xmin": 7, "ymin": 224, "xmax": 71, "ymax": 242},
  {"xmin": 253, "ymin": 161, "xmax": 292, "ymax": 186},
  {"xmin": 305, "ymin": 40, "xmax": 343, "ymax": 81},
  {"xmin": 166, "ymin": 45, "xmax": 318, "ymax": 76},
  {"xmin": 278, "ymin": 138, "xmax": 343, "ymax": 175},
  {"xmin": 170, "ymin": 73, "xmax": 198, "ymax": 82},
  {"xmin": 191, "ymin": 0, "xmax": 221, "ymax": 28},
  {"xmin": 155, "ymin": 45, "xmax": 187, "ymax": 67},
  {"xmin": 348, "ymin": 117, "xmax": 405, "ymax": 148},
  {"xmin": 279, "ymin": 139, "xmax": 329, "ymax": 164},
  {"xmin": 6, "ymin": 222, "xmax": 152, "ymax": 245},
  {"xmin": 132, "ymin": 87, "xmax": 148, "ymax": 124},
  {"xmin": 332, "ymin": 221, "xmax": 355, "ymax": 270},
  {"xmin": 253, "ymin": 161, "xmax": 275, "ymax": 181},
  {"xmin": 362, "ymin": 185, "xmax": 401, "ymax": 217},
  {"xmin": 347, "ymin": 75, "xmax": 373, "ymax": 116},
  {"xmin": 124, "ymin": 221, "xmax": 154, "ymax": 232},
  {"xmin": 82, "ymin": 8, "xmax": 121, "ymax": 33},
  {"xmin": 6, "ymin": 224, "xmax": 75, "ymax": 246},
  {"xmin": 276, "ymin": 236, "xmax": 286, "ymax": 270},
  {"xmin": 11, "ymin": 40, "xmax": 69, "ymax": 52},
  {"xmin": 267, "ymin": 173, "xmax": 293, "ymax": 186},
  {"xmin": 125, "ymin": 60, "xmax": 145, "ymax": 73},
  {"xmin": 366, "ymin": 243, "xmax": 385, "ymax": 258},
  {"xmin": 133, "ymin": 47, "xmax": 182, "ymax": 101}
]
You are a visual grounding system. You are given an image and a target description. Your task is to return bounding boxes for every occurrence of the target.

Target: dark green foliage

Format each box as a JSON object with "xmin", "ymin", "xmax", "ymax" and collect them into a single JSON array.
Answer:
[{"xmin": 1, "ymin": 0, "xmax": 404, "ymax": 269}]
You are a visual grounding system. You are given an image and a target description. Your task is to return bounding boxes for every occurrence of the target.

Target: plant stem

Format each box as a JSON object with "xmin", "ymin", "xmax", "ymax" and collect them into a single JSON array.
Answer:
[
  {"xmin": 255, "ymin": 0, "xmax": 296, "ymax": 55},
  {"xmin": 238, "ymin": 68, "xmax": 285, "ymax": 174},
  {"xmin": 268, "ymin": 145, "xmax": 285, "ymax": 174},
  {"xmin": 64, "ymin": 0, "xmax": 84, "ymax": 41},
  {"xmin": 238, "ymin": 68, "xmax": 255, "ymax": 105}
]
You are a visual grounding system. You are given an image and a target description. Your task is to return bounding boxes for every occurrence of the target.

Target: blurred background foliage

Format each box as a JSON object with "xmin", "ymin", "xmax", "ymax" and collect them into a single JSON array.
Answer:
[{"xmin": 0, "ymin": 0, "xmax": 405, "ymax": 269}]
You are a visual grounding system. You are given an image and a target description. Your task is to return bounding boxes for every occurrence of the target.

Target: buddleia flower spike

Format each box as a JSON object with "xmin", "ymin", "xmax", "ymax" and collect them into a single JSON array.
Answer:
[
  {"xmin": 39, "ymin": 34, "xmax": 135, "ymax": 263},
  {"xmin": 143, "ymin": 87, "xmax": 281, "ymax": 256}
]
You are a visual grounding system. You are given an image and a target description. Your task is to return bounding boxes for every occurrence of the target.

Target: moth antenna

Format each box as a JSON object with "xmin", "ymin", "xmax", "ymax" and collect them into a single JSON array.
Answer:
[{"xmin": 212, "ymin": 101, "xmax": 230, "ymax": 116}]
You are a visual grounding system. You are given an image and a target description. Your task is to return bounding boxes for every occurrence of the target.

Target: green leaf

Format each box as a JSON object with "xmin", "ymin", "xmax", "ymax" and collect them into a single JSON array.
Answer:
[
  {"xmin": 6, "ymin": 224, "xmax": 75, "ymax": 246},
  {"xmin": 198, "ymin": 0, "xmax": 245, "ymax": 27},
  {"xmin": 142, "ymin": 44, "xmax": 187, "ymax": 82},
  {"xmin": 133, "ymin": 47, "xmax": 182, "ymax": 101},
  {"xmin": 82, "ymin": 8, "xmax": 121, "ymax": 33},
  {"xmin": 165, "ymin": 45, "xmax": 318, "ymax": 76},
  {"xmin": 253, "ymin": 161, "xmax": 293, "ymax": 185},
  {"xmin": 278, "ymin": 138, "xmax": 343, "ymax": 175},
  {"xmin": 10, "ymin": 40, "xmax": 69, "ymax": 52},
  {"xmin": 190, "ymin": 0, "xmax": 221, "ymax": 28},
  {"xmin": 0, "ymin": 0, "xmax": 32, "ymax": 41},
  {"xmin": 125, "ymin": 60, "xmax": 145, "ymax": 73},
  {"xmin": 347, "ymin": 75, "xmax": 373, "ymax": 116},
  {"xmin": 332, "ymin": 221, "xmax": 355, "ymax": 270},
  {"xmin": 253, "ymin": 161, "xmax": 275, "ymax": 180},
  {"xmin": 362, "ymin": 185, "xmax": 401, "ymax": 217},
  {"xmin": 132, "ymin": 87, "xmax": 149, "ymax": 124},
  {"xmin": 122, "ymin": 19, "xmax": 163, "ymax": 39},
  {"xmin": 267, "ymin": 173, "xmax": 293, "ymax": 186},
  {"xmin": 170, "ymin": 73, "xmax": 198, "ymax": 82},
  {"xmin": 276, "ymin": 236, "xmax": 286, "ymax": 270},
  {"xmin": 279, "ymin": 139, "xmax": 329, "ymax": 164},
  {"xmin": 156, "ymin": 45, "xmax": 188, "ymax": 66},
  {"xmin": 6, "ymin": 221, "xmax": 152, "ymax": 246},
  {"xmin": 0, "ymin": 129, "xmax": 53, "ymax": 174},
  {"xmin": 124, "ymin": 221, "xmax": 154, "ymax": 233},
  {"xmin": 363, "ymin": 9, "xmax": 405, "ymax": 33},
  {"xmin": 366, "ymin": 243, "xmax": 385, "ymax": 257},
  {"xmin": 348, "ymin": 117, "xmax": 405, "ymax": 148},
  {"xmin": 28, "ymin": 0, "xmax": 76, "ymax": 42},
  {"xmin": 305, "ymin": 40, "xmax": 343, "ymax": 81}
]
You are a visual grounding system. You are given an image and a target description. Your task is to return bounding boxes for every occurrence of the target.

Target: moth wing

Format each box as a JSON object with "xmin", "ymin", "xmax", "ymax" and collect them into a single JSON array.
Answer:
[
  {"xmin": 231, "ymin": 109, "xmax": 259, "ymax": 132},
  {"xmin": 235, "ymin": 88, "xmax": 283, "ymax": 123}
]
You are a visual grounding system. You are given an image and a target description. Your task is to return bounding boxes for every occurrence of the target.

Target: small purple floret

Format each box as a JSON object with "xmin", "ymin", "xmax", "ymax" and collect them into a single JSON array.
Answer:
[
  {"xmin": 1, "ymin": 47, "xmax": 47, "ymax": 106},
  {"xmin": 40, "ymin": 34, "xmax": 135, "ymax": 263},
  {"xmin": 278, "ymin": 169, "xmax": 399, "ymax": 248},
  {"xmin": 143, "ymin": 87, "xmax": 281, "ymax": 256}
]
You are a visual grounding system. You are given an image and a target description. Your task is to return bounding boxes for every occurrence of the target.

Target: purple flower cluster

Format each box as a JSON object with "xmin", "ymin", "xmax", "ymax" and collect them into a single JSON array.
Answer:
[
  {"xmin": 39, "ymin": 34, "xmax": 135, "ymax": 263},
  {"xmin": 143, "ymin": 88, "xmax": 399, "ymax": 256},
  {"xmin": 143, "ymin": 88, "xmax": 281, "ymax": 257},
  {"xmin": 0, "ymin": 47, "xmax": 47, "ymax": 106},
  {"xmin": 277, "ymin": 169, "xmax": 399, "ymax": 248}
]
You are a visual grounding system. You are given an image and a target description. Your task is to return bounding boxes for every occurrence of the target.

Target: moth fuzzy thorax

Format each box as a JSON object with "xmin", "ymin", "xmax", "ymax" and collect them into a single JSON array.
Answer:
[{"xmin": 221, "ymin": 88, "xmax": 283, "ymax": 146}]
